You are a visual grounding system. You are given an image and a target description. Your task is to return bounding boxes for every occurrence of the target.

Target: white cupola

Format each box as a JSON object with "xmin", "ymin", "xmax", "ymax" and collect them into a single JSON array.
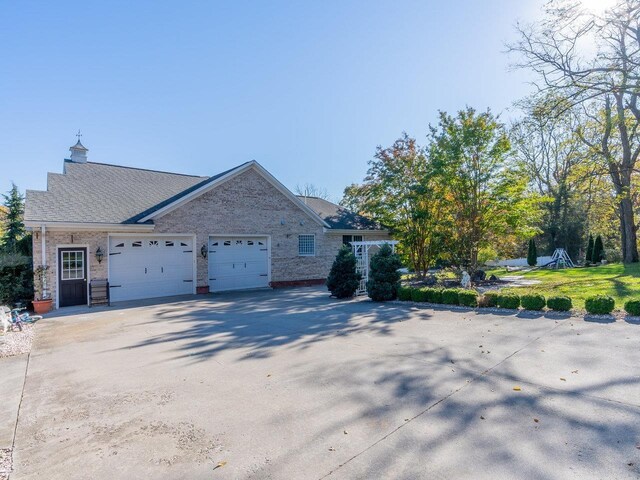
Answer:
[{"xmin": 69, "ymin": 131, "xmax": 88, "ymax": 163}]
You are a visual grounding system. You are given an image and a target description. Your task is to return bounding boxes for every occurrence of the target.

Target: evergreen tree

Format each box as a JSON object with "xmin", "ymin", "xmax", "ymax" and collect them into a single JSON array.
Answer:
[
  {"xmin": 2, "ymin": 183, "xmax": 25, "ymax": 253},
  {"xmin": 527, "ymin": 238, "xmax": 537, "ymax": 266},
  {"xmin": 326, "ymin": 245, "xmax": 361, "ymax": 299},
  {"xmin": 585, "ymin": 235, "xmax": 594, "ymax": 263},
  {"xmin": 593, "ymin": 235, "xmax": 604, "ymax": 263},
  {"xmin": 367, "ymin": 243, "xmax": 402, "ymax": 301}
]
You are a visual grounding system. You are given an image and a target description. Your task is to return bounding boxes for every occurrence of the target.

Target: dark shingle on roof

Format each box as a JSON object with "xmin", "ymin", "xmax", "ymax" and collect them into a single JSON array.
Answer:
[
  {"xmin": 297, "ymin": 196, "xmax": 384, "ymax": 230},
  {"xmin": 25, "ymin": 161, "xmax": 208, "ymax": 224}
]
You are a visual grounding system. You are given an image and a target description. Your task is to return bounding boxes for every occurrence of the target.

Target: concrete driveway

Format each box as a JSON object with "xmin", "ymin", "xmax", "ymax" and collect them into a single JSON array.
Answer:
[{"xmin": 9, "ymin": 287, "xmax": 640, "ymax": 479}]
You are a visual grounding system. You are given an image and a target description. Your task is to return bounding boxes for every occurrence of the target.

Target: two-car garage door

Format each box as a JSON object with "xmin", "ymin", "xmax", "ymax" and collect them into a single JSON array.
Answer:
[{"xmin": 109, "ymin": 236, "xmax": 194, "ymax": 302}]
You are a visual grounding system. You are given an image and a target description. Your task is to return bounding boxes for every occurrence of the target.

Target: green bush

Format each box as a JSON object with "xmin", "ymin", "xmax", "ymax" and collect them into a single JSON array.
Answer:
[
  {"xmin": 546, "ymin": 296, "xmax": 572, "ymax": 312},
  {"xmin": 497, "ymin": 294, "xmax": 520, "ymax": 309},
  {"xmin": 441, "ymin": 289, "xmax": 460, "ymax": 305},
  {"xmin": 585, "ymin": 295, "xmax": 615, "ymax": 314},
  {"xmin": 520, "ymin": 294, "xmax": 546, "ymax": 311},
  {"xmin": 527, "ymin": 238, "xmax": 537, "ymax": 266},
  {"xmin": 366, "ymin": 244, "xmax": 402, "ymax": 302},
  {"xmin": 326, "ymin": 245, "xmax": 361, "ymax": 299},
  {"xmin": 423, "ymin": 287, "xmax": 443, "ymax": 303},
  {"xmin": 479, "ymin": 291, "xmax": 499, "ymax": 308},
  {"xmin": 624, "ymin": 300, "xmax": 640, "ymax": 316},
  {"xmin": 397, "ymin": 286, "xmax": 413, "ymax": 301},
  {"xmin": 410, "ymin": 287, "xmax": 428, "ymax": 302},
  {"xmin": 458, "ymin": 290, "xmax": 478, "ymax": 307}
]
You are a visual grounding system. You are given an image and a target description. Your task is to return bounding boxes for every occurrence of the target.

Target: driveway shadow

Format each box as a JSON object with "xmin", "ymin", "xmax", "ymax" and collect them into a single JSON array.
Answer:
[{"xmin": 113, "ymin": 287, "xmax": 424, "ymax": 362}]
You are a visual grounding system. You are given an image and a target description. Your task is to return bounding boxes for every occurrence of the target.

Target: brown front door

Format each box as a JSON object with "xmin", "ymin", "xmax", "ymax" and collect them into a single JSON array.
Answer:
[{"xmin": 58, "ymin": 248, "xmax": 88, "ymax": 307}]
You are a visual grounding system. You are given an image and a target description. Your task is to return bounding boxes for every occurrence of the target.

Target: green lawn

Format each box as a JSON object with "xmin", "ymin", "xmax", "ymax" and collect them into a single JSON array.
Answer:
[{"xmin": 493, "ymin": 262, "xmax": 640, "ymax": 311}]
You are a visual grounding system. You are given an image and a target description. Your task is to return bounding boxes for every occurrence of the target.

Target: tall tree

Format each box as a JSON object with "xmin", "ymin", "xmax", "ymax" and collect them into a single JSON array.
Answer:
[
  {"xmin": 511, "ymin": 96, "xmax": 588, "ymax": 258},
  {"xmin": 429, "ymin": 107, "xmax": 541, "ymax": 271},
  {"xmin": 510, "ymin": 0, "xmax": 640, "ymax": 263},
  {"xmin": 2, "ymin": 183, "xmax": 25, "ymax": 253},
  {"xmin": 342, "ymin": 133, "xmax": 451, "ymax": 277},
  {"xmin": 586, "ymin": 234, "xmax": 594, "ymax": 263}
]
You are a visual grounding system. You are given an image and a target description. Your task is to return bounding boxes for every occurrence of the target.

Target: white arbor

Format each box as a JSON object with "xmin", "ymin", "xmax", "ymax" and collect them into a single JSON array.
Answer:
[{"xmin": 350, "ymin": 240, "xmax": 399, "ymax": 295}]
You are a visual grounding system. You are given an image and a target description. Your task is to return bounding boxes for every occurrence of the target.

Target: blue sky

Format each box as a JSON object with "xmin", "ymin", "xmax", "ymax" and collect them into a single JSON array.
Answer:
[{"xmin": 1, "ymin": 1, "xmax": 542, "ymax": 202}]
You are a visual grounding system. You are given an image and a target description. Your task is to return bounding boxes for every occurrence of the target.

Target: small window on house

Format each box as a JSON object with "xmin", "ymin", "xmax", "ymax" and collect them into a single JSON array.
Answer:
[
  {"xmin": 258, "ymin": 241, "xmax": 264, "ymax": 246},
  {"xmin": 211, "ymin": 241, "xmax": 218, "ymax": 247},
  {"xmin": 298, "ymin": 235, "xmax": 315, "ymax": 256},
  {"xmin": 224, "ymin": 240, "xmax": 231, "ymax": 246},
  {"xmin": 149, "ymin": 240, "xmax": 159, "ymax": 247},
  {"xmin": 165, "ymin": 241, "xmax": 174, "ymax": 247},
  {"xmin": 115, "ymin": 242, "xmax": 125, "ymax": 248},
  {"xmin": 342, "ymin": 235, "xmax": 352, "ymax": 246},
  {"xmin": 247, "ymin": 240, "xmax": 254, "ymax": 246},
  {"xmin": 180, "ymin": 242, "xmax": 189, "ymax": 247},
  {"xmin": 236, "ymin": 240, "xmax": 243, "ymax": 245},
  {"xmin": 132, "ymin": 241, "xmax": 142, "ymax": 247}
]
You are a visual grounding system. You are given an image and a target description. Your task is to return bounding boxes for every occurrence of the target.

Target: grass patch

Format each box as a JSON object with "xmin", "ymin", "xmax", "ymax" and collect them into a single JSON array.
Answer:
[{"xmin": 497, "ymin": 262, "xmax": 640, "ymax": 311}]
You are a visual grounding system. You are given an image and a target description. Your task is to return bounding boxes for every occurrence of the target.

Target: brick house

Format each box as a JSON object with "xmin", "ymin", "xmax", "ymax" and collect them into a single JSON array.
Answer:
[{"xmin": 24, "ymin": 140, "xmax": 390, "ymax": 308}]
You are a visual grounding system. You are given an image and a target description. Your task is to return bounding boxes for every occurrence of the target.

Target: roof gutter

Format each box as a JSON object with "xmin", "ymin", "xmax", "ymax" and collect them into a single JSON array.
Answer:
[
  {"xmin": 323, "ymin": 228, "xmax": 390, "ymax": 235},
  {"xmin": 24, "ymin": 221, "xmax": 156, "ymax": 232}
]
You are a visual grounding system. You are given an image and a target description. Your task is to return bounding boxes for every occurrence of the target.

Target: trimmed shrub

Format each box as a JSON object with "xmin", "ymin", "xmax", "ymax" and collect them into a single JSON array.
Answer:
[
  {"xmin": 410, "ymin": 287, "xmax": 428, "ymax": 302},
  {"xmin": 585, "ymin": 234, "xmax": 594, "ymax": 264},
  {"xmin": 585, "ymin": 295, "xmax": 615, "ymax": 314},
  {"xmin": 527, "ymin": 238, "xmax": 537, "ymax": 266},
  {"xmin": 397, "ymin": 286, "xmax": 413, "ymax": 301},
  {"xmin": 520, "ymin": 294, "xmax": 546, "ymax": 311},
  {"xmin": 624, "ymin": 300, "xmax": 640, "ymax": 316},
  {"xmin": 424, "ymin": 287, "xmax": 443, "ymax": 303},
  {"xmin": 592, "ymin": 235, "xmax": 605, "ymax": 263},
  {"xmin": 441, "ymin": 289, "xmax": 460, "ymax": 305},
  {"xmin": 326, "ymin": 245, "xmax": 361, "ymax": 299},
  {"xmin": 546, "ymin": 296, "xmax": 572, "ymax": 312},
  {"xmin": 366, "ymin": 244, "xmax": 402, "ymax": 302},
  {"xmin": 478, "ymin": 291, "xmax": 499, "ymax": 308},
  {"xmin": 458, "ymin": 290, "xmax": 478, "ymax": 307},
  {"xmin": 497, "ymin": 294, "xmax": 520, "ymax": 309}
]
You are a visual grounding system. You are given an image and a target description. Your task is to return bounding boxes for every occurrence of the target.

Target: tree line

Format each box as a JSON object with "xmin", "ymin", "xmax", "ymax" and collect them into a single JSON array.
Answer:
[{"xmin": 343, "ymin": 0, "xmax": 640, "ymax": 275}]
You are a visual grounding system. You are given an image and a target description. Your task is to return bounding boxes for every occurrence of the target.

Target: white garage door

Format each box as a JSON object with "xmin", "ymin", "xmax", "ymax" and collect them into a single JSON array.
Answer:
[
  {"xmin": 109, "ymin": 236, "xmax": 194, "ymax": 302},
  {"xmin": 208, "ymin": 236, "xmax": 269, "ymax": 292}
]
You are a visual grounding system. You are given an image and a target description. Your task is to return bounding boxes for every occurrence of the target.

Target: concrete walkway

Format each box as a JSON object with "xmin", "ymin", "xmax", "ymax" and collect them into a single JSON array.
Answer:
[{"xmin": 9, "ymin": 288, "xmax": 640, "ymax": 479}]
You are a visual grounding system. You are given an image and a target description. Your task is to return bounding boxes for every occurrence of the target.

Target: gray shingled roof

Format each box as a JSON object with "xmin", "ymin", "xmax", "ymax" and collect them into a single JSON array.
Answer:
[
  {"xmin": 25, "ymin": 160, "xmax": 383, "ymax": 231},
  {"xmin": 25, "ymin": 161, "xmax": 208, "ymax": 224},
  {"xmin": 297, "ymin": 196, "xmax": 384, "ymax": 230}
]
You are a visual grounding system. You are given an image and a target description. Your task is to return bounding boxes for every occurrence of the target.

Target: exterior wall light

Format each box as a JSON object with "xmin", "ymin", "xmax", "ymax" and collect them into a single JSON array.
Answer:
[
  {"xmin": 200, "ymin": 244, "xmax": 208, "ymax": 259},
  {"xmin": 95, "ymin": 247, "xmax": 104, "ymax": 264}
]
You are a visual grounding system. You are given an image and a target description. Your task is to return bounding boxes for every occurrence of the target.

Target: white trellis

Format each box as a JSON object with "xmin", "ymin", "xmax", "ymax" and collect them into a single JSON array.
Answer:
[{"xmin": 351, "ymin": 240, "xmax": 399, "ymax": 295}]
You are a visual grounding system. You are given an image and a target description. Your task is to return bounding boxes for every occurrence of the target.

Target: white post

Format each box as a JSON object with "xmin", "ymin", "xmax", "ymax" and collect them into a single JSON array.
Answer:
[{"xmin": 40, "ymin": 224, "xmax": 47, "ymax": 297}]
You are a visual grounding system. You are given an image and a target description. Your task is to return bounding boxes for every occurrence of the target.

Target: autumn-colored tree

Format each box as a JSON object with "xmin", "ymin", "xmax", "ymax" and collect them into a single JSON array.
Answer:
[{"xmin": 429, "ymin": 107, "xmax": 542, "ymax": 271}]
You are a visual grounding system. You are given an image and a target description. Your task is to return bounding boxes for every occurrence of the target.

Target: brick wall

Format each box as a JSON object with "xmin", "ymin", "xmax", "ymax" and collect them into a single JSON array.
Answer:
[{"xmin": 34, "ymin": 168, "xmax": 391, "ymax": 306}]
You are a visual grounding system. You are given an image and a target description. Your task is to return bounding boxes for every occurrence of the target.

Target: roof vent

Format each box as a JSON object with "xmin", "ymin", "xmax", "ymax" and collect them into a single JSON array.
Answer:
[{"xmin": 69, "ymin": 131, "xmax": 88, "ymax": 163}]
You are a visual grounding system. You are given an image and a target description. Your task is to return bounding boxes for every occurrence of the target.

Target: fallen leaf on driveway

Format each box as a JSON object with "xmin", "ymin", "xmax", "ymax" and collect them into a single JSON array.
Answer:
[
  {"xmin": 213, "ymin": 461, "xmax": 227, "ymax": 470},
  {"xmin": 480, "ymin": 416, "xmax": 485, "ymax": 420},
  {"xmin": 343, "ymin": 430, "xmax": 348, "ymax": 435},
  {"xmin": 513, "ymin": 386, "xmax": 522, "ymax": 391},
  {"xmin": 329, "ymin": 447, "xmax": 336, "ymax": 451},
  {"xmin": 560, "ymin": 378, "xmax": 567, "ymax": 381},
  {"xmin": 267, "ymin": 374, "xmax": 272, "ymax": 377},
  {"xmin": 533, "ymin": 418, "xmax": 539, "ymax": 423},
  {"xmin": 572, "ymin": 370, "xmax": 578, "ymax": 374}
]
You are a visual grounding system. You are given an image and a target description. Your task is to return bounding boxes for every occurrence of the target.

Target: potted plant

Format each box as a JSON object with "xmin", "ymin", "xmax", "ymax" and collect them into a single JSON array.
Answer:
[{"xmin": 32, "ymin": 265, "xmax": 53, "ymax": 314}]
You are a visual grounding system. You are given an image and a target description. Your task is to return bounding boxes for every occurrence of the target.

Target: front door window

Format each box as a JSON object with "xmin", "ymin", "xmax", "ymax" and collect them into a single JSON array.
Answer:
[{"xmin": 61, "ymin": 250, "xmax": 85, "ymax": 280}]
